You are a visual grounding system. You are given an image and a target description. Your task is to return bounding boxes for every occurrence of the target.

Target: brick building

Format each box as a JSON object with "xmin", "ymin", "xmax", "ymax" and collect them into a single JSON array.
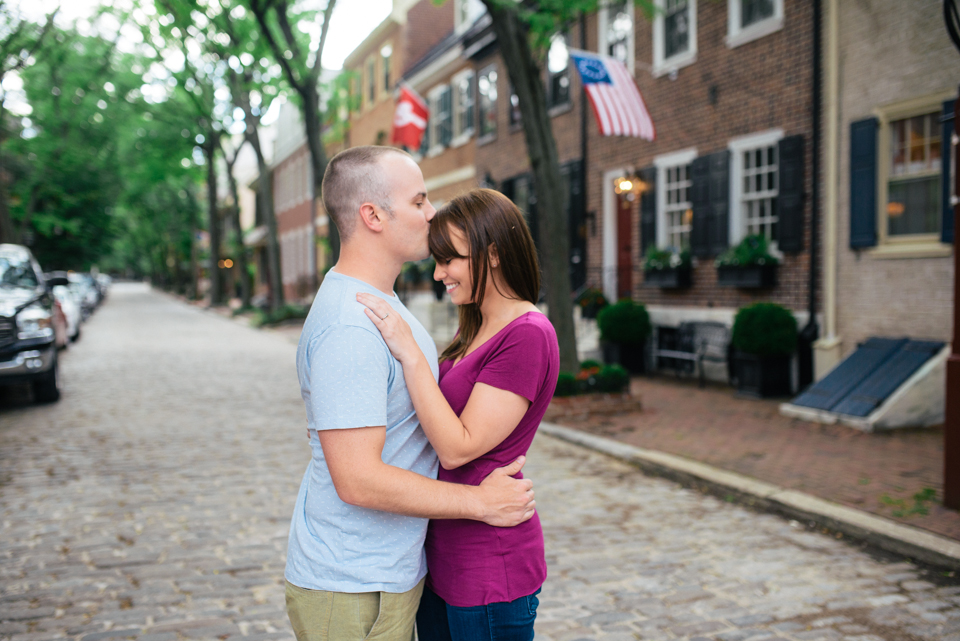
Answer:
[{"xmin": 815, "ymin": 0, "xmax": 956, "ymax": 377}]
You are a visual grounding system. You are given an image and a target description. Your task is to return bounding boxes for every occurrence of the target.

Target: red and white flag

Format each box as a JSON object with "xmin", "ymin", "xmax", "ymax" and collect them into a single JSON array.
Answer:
[
  {"xmin": 570, "ymin": 49, "xmax": 655, "ymax": 140},
  {"xmin": 391, "ymin": 84, "xmax": 429, "ymax": 150}
]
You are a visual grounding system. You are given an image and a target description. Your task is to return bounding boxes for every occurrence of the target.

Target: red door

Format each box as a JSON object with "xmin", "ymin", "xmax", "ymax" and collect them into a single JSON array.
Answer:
[{"xmin": 616, "ymin": 192, "xmax": 633, "ymax": 299}]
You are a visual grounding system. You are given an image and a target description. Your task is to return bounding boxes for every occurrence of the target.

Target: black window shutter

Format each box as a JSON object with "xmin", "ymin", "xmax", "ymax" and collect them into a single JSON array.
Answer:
[
  {"xmin": 639, "ymin": 166, "xmax": 657, "ymax": 255},
  {"xmin": 708, "ymin": 150, "xmax": 730, "ymax": 255},
  {"xmin": 942, "ymin": 100, "xmax": 955, "ymax": 244},
  {"xmin": 849, "ymin": 117, "xmax": 878, "ymax": 249},
  {"xmin": 777, "ymin": 135, "xmax": 805, "ymax": 252},
  {"xmin": 690, "ymin": 155, "xmax": 712, "ymax": 257}
]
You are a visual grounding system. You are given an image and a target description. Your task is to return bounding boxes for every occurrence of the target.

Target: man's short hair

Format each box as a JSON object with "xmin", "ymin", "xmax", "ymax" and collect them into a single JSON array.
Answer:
[{"xmin": 321, "ymin": 146, "xmax": 410, "ymax": 240}]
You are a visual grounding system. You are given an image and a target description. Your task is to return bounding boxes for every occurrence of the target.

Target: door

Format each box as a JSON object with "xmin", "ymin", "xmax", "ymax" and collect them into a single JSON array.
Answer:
[{"xmin": 616, "ymin": 191, "xmax": 633, "ymax": 299}]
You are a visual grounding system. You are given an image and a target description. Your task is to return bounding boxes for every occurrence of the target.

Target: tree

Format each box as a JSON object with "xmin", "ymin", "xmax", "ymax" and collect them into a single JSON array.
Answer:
[
  {"xmin": 477, "ymin": 0, "xmax": 653, "ymax": 372},
  {"xmin": 0, "ymin": 2, "xmax": 56, "ymax": 244},
  {"xmin": 248, "ymin": 0, "xmax": 337, "ymax": 290}
]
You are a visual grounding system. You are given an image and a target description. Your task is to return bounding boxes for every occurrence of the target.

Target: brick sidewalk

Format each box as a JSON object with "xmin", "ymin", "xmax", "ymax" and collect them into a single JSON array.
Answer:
[{"xmin": 549, "ymin": 375, "xmax": 960, "ymax": 543}]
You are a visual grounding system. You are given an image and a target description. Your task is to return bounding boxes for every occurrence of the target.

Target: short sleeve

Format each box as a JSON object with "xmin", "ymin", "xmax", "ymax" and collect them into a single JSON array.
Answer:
[
  {"xmin": 475, "ymin": 321, "xmax": 551, "ymax": 402},
  {"xmin": 307, "ymin": 325, "xmax": 390, "ymax": 430}
]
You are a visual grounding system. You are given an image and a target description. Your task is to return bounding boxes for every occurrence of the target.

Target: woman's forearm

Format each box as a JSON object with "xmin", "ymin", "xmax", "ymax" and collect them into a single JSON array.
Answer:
[{"xmin": 401, "ymin": 355, "xmax": 473, "ymax": 467}]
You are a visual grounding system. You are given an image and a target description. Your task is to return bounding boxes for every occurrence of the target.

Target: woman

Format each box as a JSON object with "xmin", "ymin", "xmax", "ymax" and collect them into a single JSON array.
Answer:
[{"xmin": 357, "ymin": 188, "xmax": 559, "ymax": 641}]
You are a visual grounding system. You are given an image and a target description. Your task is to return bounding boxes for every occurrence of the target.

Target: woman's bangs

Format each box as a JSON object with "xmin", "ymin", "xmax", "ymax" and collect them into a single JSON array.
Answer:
[{"xmin": 428, "ymin": 218, "xmax": 466, "ymax": 263}]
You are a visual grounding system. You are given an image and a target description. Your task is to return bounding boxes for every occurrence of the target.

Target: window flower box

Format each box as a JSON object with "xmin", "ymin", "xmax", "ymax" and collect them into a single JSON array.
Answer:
[
  {"xmin": 644, "ymin": 266, "xmax": 692, "ymax": 289},
  {"xmin": 716, "ymin": 263, "xmax": 778, "ymax": 289}
]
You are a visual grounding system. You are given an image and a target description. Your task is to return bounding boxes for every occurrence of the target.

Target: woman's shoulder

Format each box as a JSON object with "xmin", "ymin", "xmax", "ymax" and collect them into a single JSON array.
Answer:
[{"xmin": 499, "ymin": 311, "xmax": 558, "ymax": 349}]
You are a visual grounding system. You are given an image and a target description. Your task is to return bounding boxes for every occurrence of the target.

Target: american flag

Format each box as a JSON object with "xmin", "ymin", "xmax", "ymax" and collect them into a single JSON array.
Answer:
[{"xmin": 570, "ymin": 50, "xmax": 655, "ymax": 140}]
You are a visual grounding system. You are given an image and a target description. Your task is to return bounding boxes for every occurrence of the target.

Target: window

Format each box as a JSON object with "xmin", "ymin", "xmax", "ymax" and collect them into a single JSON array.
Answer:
[
  {"xmin": 653, "ymin": 0, "xmax": 697, "ymax": 77},
  {"xmin": 887, "ymin": 112, "xmax": 941, "ymax": 237},
  {"xmin": 598, "ymin": 0, "xmax": 634, "ymax": 74},
  {"xmin": 727, "ymin": 0, "xmax": 783, "ymax": 49},
  {"xmin": 477, "ymin": 65, "xmax": 498, "ymax": 140},
  {"xmin": 509, "ymin": 87, "xmax": 521, "ymax": 127},
  {"xmin": 655, "ymin": 149, "xmax": 697, "ymax": 249},
  {"xmin": 453, "ymin": 70, "xmax": 475, "ymax": 141},
  {"xmin": 427, "ymin": 85, "xmax": 452, "ymax": 154},
  {"xmin": 380, "ymin": 44, "xmax": 392, "ymax": 93},
  {"xmin": 546, "ymin": 33, "xmax": 570, "ymax": 110},
  {"xmin": 366, "ymin": 57, "xmax": 375, "ymax": 106},
  {"xmin": 728, "ymin": 129, "xmax": 783, "ymax": 244}
]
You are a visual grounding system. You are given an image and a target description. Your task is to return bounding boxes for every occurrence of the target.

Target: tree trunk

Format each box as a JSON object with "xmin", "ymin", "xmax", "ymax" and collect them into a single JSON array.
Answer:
[
  {"xmin": 247, "ymin": 130, "xmax": 284, "ymax": 311},
  {"xmin": 481, "ymin": 1, "xmax": 579, "ymax": 373},
  {"xmin": 204, "ymin": 139, "xmax": 222, "ymax": 306},
  {"xmin": 301, "ymin": 86, "xmax": 332, "ymax": 288},
  {"xmin": 222, "ymin": 148, "xmax": 251, "ymax": 308}
]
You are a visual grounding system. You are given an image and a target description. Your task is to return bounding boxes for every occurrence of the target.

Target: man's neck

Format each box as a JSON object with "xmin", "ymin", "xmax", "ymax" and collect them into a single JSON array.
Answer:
[{"xmin": 333, "ymin": 247, "xmax": 401, "ymax": 296}]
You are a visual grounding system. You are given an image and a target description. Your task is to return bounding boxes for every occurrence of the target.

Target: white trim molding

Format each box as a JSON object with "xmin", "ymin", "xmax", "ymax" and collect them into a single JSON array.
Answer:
[
  {"xmin": 654, "ymin": 148, "xmax": 698, "ymax": 248},
  {"xmin": 727, "ymin": 128, "xmax": 783, "ymax": 245},
  {"xmin": 726, "ymin": 0, "xmax": 784, "ymax": 49},
  {"xmin": 424, "ymin": 165, "xmax": 476, "ymax": 192},
  {"xmin": 653, "ymin": 0, "xmax": 698, "ymax": 78}
]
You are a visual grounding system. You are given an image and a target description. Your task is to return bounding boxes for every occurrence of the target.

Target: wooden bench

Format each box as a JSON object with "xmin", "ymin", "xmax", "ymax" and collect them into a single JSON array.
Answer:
[{"xmin": 653, "ymin": 321, "xmax": 731, "ymax": 388}]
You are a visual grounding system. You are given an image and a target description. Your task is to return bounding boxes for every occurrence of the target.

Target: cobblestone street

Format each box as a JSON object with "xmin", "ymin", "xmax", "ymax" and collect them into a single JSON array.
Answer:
[{"xmin": 2, "ymin": 284, "xmax": 960, "ymax": 641}]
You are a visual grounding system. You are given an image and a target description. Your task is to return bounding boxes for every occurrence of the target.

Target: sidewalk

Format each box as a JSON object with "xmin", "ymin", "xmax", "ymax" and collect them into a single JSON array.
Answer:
[{"xmin": 548, "ymin": 375, "xmax": 960, "ymax": 544}]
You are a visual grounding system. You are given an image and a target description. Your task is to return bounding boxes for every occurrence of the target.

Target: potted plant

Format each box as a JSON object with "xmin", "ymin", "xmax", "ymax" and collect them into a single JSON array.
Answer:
[
  {"xmin": 715, "ymin": 235, "xmax": 779, "ymax": 288},
  {"xmin": 643, "ymin": 246, "xmax": 692, "ymax": 289},
  {"xmin": 575, "ymin": 287, "xmax": 609, "ymax": 319},
  {"xmin": 730, "ymin": 302, "xmax": 797, "ymax": 398},
  {"xmin": 597, "ymin": 298, "xmax": 651, "ymax": 374}
]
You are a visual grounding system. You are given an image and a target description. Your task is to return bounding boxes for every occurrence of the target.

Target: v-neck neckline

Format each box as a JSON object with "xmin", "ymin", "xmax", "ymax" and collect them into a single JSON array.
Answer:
[{"xmin": 449, "ymin": 311, "xmax": 539, "ymax": 370}]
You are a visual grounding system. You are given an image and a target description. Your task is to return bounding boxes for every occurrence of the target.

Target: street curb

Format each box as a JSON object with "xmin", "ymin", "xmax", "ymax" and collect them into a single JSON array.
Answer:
[{"xmin": 538, "ymin": 421, "xmax": 960, "ymax": 571}]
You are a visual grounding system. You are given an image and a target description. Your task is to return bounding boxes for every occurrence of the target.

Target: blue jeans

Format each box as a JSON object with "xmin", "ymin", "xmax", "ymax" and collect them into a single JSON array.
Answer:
[{"xmin": 416, "ymin": 585, "xmax": 540, "ymax": 641}]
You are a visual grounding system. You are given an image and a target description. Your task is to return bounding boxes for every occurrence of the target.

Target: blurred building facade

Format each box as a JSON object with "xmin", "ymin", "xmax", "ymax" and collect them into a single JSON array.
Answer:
[{"xmin": 816, "ymin": 0, "xmax": 956, "ymax": 377}]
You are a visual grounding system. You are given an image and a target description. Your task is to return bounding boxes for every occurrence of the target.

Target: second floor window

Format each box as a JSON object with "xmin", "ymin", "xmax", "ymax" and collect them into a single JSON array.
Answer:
[
  {"xmin": 741, "ymin": 0, "xmax": 774, "ymax": 29},
  {"xmin": 430, "ymin": 86, "xmax": 453, "ymax": 149},
  {"xmin": 604, "ymin": 1, "xmax": 633, "ymax": 65},
  {"xmin": 509, "ymin": 88, "xmax": 521, "ymax": 127},
  {"xmin": 454, "ymin": 71, "xmax": 475, "ymax": 138},
  {"xmin": 366, "ymin": 57, "xmax": 375, "ymax": 105},
  {"xmin": 546, "ymin": 33, "xmax": 570, "ymax": 109},
  {"xmin": 380, "ymin": 44, "xmax": 392, "ymax": 93},
  {"xmin": 664, "ymin": 0, "xmax": 691, "ymax": 59},
  {"xmin": 478, "ymin": 66, "xmax": 497, "ymax": 139}
]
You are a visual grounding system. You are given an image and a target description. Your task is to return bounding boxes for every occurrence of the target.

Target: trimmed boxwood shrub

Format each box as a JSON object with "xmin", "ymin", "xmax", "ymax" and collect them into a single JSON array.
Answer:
[
  {"xmin": 597, "ymin": 299, "xmax": 652, "ymax": 347},
  {"xmin": 597, "ymin": 364, "xmax": 629, "ymax": 393},
  {"xmin": 579, "ymin": 359, "xmax": 603, "ymax": 370},
  {"xmin": 731, "ymin": 302, "xmax": 798, "ymax": 357},
  {"xmin": 555, "ymin": 372, "xmax": 578, "ymax": 396}
]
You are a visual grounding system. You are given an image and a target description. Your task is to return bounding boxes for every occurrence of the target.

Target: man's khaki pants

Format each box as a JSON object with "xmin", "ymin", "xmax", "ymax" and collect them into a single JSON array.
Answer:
[{"xmin": 285, "ymin": 578, "xmax": 425, "ymax": 641}]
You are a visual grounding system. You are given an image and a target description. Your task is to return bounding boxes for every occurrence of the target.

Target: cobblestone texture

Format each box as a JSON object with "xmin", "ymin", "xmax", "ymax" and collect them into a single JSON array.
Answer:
[{"xmin": 2, "ymin": 284, "xmax": 959, "ymax": 641}]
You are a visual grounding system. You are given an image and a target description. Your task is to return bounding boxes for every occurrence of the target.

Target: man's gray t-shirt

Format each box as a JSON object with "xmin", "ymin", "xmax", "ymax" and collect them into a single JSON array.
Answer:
[{"xmin": 284, "ymin": 270, "xmax": 439, "ymax": 593}]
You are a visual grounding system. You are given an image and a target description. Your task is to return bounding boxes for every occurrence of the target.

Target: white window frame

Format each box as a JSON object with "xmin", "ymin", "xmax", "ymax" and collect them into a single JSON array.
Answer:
[
  {"xmin": 726, "ymin": 0, "xmax": 784, "ymax": 49},
  {"xmin": 597, "ymin": 0, "xmax": 635, "ymax": 76},
  {"xmin": 427, "ymin": 84, "xmax": 450, "ymax": 158},
  {"xmin": 654, "ymin": 148, "xmax": 698, "ymax": 249},
  {"xmin": 451, "ymin": 69, "xmax": 475, "ymax": 147},
  {"xmin": 728, "ymin": 128, "xmax": 783, "ymax": 246},
  {"xmin": 653, "ymin": 0, "xmax": 697, "ymax": 78},
  {"xmin": 871, "ymin": 91, "xmax": 956, "ymax": 255}
]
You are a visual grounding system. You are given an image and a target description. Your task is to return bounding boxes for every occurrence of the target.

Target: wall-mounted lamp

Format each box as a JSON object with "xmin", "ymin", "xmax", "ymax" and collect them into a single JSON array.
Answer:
[{"xmin": 613, "ymin": 172, "xmax": 649, "ymax": 200}]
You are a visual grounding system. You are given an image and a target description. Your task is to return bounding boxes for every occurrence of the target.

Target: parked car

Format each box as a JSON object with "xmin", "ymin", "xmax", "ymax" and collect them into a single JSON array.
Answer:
[
  {"xmin": 68, "ymin": 272, "xmax": 98, "ymax": 320},
  {"xmin": 0, "ymin": 244, "xmax": 68, "ymax": 402},
  {"xmin": 48, "ymin": 271, "xmax": 81, "ymax": 343}
]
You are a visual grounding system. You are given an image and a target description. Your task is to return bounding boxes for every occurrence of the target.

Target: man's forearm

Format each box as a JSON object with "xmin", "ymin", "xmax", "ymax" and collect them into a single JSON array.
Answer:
[{"xmin": 335, "ymin": 459, "xmax": 484, "ymax": 520}]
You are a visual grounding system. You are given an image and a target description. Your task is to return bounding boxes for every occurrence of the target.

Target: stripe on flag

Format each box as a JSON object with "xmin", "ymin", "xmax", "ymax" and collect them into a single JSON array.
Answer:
[{"xmin": 570, "ymin": 49, "xmax": 655, "ymax": 140}]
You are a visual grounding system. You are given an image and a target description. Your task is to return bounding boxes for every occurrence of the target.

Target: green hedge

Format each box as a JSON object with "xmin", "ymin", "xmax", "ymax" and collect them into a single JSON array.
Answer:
[
  {"xmin": 731, "ymin": 302, "xmax": 797, "ymax": 357},
  {"xmin": 597, "ymin": 299, "xmax": 651, "ymax": 347}
]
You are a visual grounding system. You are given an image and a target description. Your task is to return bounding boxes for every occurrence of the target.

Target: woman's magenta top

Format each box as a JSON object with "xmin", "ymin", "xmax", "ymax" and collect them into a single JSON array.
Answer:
[{"xmin": 424, "ymin": 311, "xmax": 559, "ymax": 607}]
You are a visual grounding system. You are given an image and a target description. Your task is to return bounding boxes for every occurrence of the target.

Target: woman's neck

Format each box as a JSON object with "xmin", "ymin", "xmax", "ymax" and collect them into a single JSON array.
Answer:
[{"xmin": 477, "ymin": 283, "xmax": 535, "ymax": 332}]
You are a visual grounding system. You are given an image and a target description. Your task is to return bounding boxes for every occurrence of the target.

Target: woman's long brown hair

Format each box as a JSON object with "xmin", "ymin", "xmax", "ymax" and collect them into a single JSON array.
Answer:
[{"xmin": 429, "ymin": 188, "xmax": 541, "ymax": 364}]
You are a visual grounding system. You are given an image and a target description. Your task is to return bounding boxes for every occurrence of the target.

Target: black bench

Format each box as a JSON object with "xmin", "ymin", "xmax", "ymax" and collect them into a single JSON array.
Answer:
[{"xmin": 653, "ymin": 321, "xmax": 730, "ymax": 388}]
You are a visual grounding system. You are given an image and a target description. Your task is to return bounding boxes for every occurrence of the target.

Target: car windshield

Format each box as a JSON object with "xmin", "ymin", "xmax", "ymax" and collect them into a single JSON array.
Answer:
[{"xmin": 0, "ymin": 254, "xmax": 39, "ymax": 289}]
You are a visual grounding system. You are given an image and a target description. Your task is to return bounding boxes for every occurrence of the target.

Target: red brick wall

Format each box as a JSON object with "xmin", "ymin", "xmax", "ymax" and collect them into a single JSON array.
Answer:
[{"xmin": 404, "ymin": 0, "xmax": 455, "ymax": 75}]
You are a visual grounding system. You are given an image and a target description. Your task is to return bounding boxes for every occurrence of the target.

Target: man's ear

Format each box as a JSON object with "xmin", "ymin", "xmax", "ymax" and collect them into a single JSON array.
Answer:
[{"xmin": 358, "ymin": 203, "xmax": 384, "ymax": 233}]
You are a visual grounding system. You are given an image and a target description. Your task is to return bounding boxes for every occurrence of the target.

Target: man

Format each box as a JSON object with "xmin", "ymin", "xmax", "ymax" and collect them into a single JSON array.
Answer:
[{"xmin": 285, "ymin": 146, "xmax": 536, "ymax": 641}]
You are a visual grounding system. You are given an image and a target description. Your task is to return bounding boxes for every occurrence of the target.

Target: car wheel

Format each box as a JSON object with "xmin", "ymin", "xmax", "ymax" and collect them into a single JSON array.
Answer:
[{"xmin": 33, "ymin": 357, "xmax": 60, "ymax": 403}]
